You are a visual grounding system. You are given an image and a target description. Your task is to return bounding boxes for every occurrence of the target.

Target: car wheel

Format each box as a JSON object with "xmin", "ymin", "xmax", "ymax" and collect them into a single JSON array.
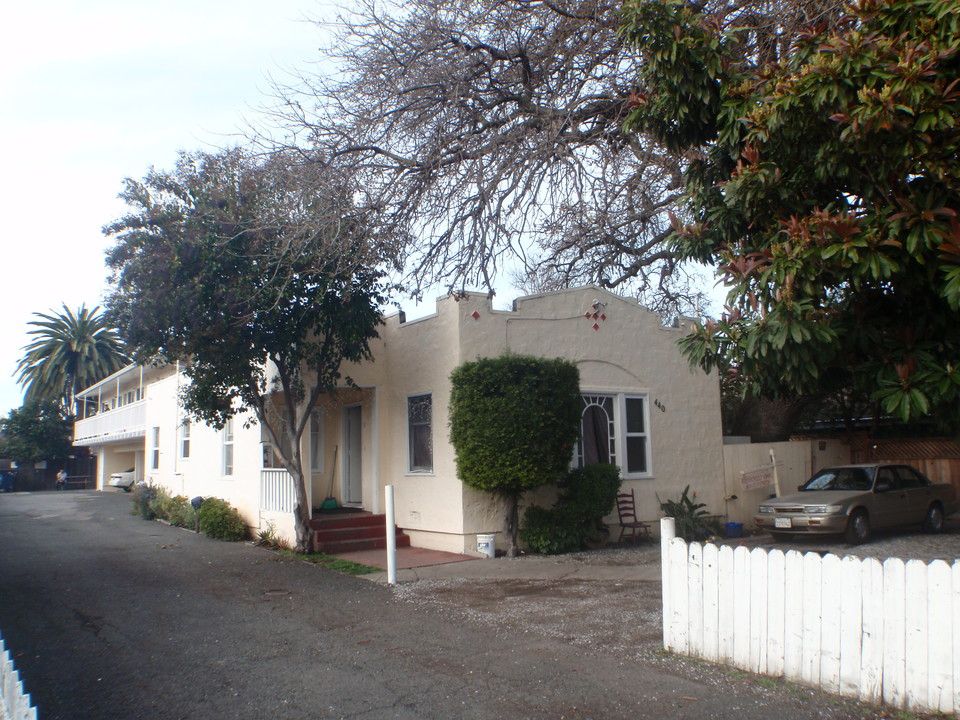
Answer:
[
  {"xmin": 845, "ymin": 510, "xmax": 870, "ymax": 545},
  {"xmin": 122, "ymin": 485, "xmax": 133, "ymax": 493},
  {"xmin": 923, "ymin": 503, "xmax": 945, "ymax": 534}
]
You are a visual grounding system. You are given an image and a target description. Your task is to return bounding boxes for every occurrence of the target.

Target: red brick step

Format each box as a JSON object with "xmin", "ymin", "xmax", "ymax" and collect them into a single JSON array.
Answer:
[{"xmin": 310, "ymin": 511, "xmax": 410, "ymax": 554}]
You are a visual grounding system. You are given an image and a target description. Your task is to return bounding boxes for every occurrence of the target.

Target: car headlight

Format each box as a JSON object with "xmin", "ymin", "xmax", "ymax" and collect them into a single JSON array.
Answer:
[
  {"xmin": 805, "ymin": 505, "xmax": 842, "ymax": 514},
  {"xmin": 757, "ymin": 506, "xmax": 774, "ymax": 514}
]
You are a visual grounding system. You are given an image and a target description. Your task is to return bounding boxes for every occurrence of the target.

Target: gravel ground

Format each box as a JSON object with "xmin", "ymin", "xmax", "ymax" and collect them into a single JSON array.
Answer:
[
  {"xmin": 754, "ymin": 520, "xmax": 960, "ymax": 564},
  {"xmin": 391, "ymin": 524, "xmax": 960, "ymax": 720}
]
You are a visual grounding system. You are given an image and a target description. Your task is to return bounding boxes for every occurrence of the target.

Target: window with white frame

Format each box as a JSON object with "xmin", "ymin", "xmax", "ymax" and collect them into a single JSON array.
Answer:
[
  {"xmin": 262, "ymin": 443, "xmax": 275, "ymax": 469},
  {"xmin": 222, "ymin": 419, "xmax": 234, "ymax": 476},
  {"xmin": 150, "ymin": 427, "xmax": 160, "ymax": 470},
  {"xmin": 310, "ymin": 411, "xmax": 324, "ymax": 473},
  {"xmin": 179, "ymin": 419, "xmax": 191, "ymax": 459},
  {"xmin": 408, "ymin": 394, "xmax": 433, "ymax": 472},
  {"xmin": 623, "ymin": 396, "xmax": 649, "ymax": 474},
  {"xmin": 261, "ymin": 426, "xmax": 294, "ymax": 469},
  {"xmin": 576, "ymin": 394, "xmax": 650, "ymax": 476}
]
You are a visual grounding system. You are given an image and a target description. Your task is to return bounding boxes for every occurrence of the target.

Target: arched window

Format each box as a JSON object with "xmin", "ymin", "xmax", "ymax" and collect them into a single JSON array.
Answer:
[
  {"xmin": 576, "ymin": 393, "xmax": 651, "ymax": 476},
  {"xmin": 578, "ymin": 395, "xmax": 616, "ymax": 467}
]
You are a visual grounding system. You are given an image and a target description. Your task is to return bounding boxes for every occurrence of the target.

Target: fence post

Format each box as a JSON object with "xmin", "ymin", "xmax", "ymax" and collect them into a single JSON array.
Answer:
[
  {"xmin": 385, "ymin": 485, "xmax": 397, "ymax": 585},
  {"xmin": 661, "ymin": 516, "xmax": 676, "ymax": 650}
]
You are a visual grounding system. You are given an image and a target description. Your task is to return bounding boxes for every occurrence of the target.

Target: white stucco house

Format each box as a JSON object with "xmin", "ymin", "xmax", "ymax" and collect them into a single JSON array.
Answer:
[{"xmin": 73, "ymin": 286, "xmax": 725, "ymax": 553}]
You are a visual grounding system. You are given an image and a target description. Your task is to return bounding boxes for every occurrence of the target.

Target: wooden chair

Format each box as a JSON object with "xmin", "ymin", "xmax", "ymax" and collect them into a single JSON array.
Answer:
[{"xmin": 616, "ymin": 489, "xmax": 651, "ymax": 544}]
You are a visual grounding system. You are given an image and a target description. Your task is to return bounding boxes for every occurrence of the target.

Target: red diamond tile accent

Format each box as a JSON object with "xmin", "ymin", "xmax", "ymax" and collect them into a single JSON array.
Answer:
[
  {"xmin": 472, "ymin": 311, "xmax": 480, "ymax": 320},
  {"xmin": 592, "ymin": 323, "xmax": 600, "ymax": 331}
]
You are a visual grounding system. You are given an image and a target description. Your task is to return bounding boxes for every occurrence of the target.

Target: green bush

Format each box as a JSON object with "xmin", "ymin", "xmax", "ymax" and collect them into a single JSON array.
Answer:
[
  {"xmin": 560, "ymin": 464, "xmax": 622, "ymax": 524},
  {"xmin": 449, "ymin": 354, "xmax": 581, "ymax": 555},
  {"xmin": 658, "ymin": 485, "xmax": 721, "ymax": 541},
  {"xmin": 197, "ymin": 498, "xmax": 247, "ymax": 541},
  {"xmin": 521, "ymin": 463, "xmax": 622, "ymax": 554},
  {"xmin": 131, "ymin": 485, "xmax": 197, "ymax": 529},
  {"xmin": 449, "ymin": 355, "xmax": 581, "ymax": 498},
  {"xmin": 520, "ymin": 505, "xmax": 583, "ymax": 555},
  {"xmin": 148, "ymin": 486, "xmax": 173, "ymax": 520},
  {"xmin": 131, "ymin": 483, "xmax": 158, "ymax": 520},
  {"xmin": 166, "ymin": 495, "xmax": 197, "ymax": 528}
]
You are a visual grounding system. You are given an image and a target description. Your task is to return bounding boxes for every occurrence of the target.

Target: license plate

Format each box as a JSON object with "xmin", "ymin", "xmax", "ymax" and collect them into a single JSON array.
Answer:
[{"xmin": 774, "ymin": 517, "xmax": 792, "ymax": 529}]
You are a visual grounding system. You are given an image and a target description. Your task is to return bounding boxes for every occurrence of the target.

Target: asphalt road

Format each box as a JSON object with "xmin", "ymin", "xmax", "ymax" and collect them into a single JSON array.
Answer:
[{"xmin": 0, "ymin": 491, "xmax": 899, "ymax": 720}]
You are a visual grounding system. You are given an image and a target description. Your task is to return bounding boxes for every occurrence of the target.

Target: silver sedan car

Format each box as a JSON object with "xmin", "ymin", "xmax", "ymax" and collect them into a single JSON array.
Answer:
[{"xmin": 755, "ymin": 463, "xmax": 957, "ymax": 544}]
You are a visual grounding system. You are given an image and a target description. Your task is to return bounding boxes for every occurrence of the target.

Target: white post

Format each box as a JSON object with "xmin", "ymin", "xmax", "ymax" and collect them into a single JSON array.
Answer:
[
  {"xmin": 385, "ymin": 484, "xmax": 397, "ymax": 585},
  {"xmin": 661, "ymin": 516, "xmax": 676, "ymax": 651},
  {"xmin": 770, "ymin": 448, "xmax": 781, "ymax": 497}
]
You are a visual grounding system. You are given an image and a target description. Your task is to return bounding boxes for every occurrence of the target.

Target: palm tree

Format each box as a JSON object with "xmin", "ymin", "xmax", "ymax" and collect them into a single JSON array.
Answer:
[{"xmin": 15, "ymin": 304, "xmax": 129, "ymax": 415}]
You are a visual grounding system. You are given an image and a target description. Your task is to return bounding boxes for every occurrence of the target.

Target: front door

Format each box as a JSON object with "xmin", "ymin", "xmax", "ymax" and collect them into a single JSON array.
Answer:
[{"xmin": 342, "ymin": 405, "xmax": 362, "ymax": 505}]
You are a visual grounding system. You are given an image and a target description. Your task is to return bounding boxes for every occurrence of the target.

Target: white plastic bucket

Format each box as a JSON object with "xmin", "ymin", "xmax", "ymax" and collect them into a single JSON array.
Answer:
[{"xmin": 476, "ymin": 533, "xmax": 496, "ymax": 559}]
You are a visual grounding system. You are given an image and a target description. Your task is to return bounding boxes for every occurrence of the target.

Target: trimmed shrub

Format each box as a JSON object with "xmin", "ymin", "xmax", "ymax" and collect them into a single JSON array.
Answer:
[
  {"xmin": 560, "ymin": 463, "xmax": 622, "ymax": 525},
  {"xmin": 520, "ymin": 505, "xmax": 585, "ymax": 555},
  {"xmin": 197, "ymin": 498, "xmax": 247, "ymax": 541},
  {"xmin": 449, "ymin": 354, "xmax": 581, "ymax": 556},
  {"xmin": 521, "ymin": 463, "xmax": 622, "ymax": 554}
]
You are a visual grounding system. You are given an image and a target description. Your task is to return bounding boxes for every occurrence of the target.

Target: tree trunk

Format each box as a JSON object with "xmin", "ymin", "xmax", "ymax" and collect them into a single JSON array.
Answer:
[
  {"xmin": 292, "ymin": 469, "xmax": 312, "ymax": 553},
  {"xmin": 729, "ymin": 396, "xmax": 812, "ymax": 442},
  {"xmin": 502, "ymin": 494, "xmax": 519, "ymax": 557}
]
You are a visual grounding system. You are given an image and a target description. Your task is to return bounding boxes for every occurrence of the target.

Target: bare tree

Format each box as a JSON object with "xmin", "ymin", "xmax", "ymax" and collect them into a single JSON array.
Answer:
[
  {"xmin": 259, "ymin": 0, "xmax": 843, "ymax": 316},
  {"xmin": 256, "ymin": 0, "xmax": 684, "ymax": 312}
]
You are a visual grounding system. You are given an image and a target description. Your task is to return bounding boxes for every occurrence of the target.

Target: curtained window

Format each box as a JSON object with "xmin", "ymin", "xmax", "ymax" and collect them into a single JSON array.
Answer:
[
  {"xmin": 408, "ymin": 394, "xmax": 433, "ymax": 472},
  {"xmin": 577, "ymin": 394, "xmax": 650, "ymax": 476}
]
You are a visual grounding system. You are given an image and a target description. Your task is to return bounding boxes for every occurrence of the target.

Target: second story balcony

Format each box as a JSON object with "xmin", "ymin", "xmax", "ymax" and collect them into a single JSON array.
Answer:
[
  {"xmin": 72, "ymin": 363, "xmax": 164, "ymax": 447},
  {"xmin": 74, "ymin": 399, "xmax": 146, "ymax": 446}
]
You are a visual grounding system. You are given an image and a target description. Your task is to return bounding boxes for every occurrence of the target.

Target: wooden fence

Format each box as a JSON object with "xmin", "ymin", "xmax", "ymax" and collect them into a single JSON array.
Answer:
[
  {"xmin": 1, "ymin": 633, "xmax": 37, "ymax": 720},
  {"xmin": 660, "ymin": 518, "xmax": 960, "ymax": 715},
  {"xmin": 849, "ymin": 436, "xmax": 960, "ymax": 497}
]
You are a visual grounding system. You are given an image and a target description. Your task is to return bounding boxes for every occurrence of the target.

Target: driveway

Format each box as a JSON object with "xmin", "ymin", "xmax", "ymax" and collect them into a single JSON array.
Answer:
[{"xmin": 0, "ymin": 491, "xmax": 939, "ymax": 719}]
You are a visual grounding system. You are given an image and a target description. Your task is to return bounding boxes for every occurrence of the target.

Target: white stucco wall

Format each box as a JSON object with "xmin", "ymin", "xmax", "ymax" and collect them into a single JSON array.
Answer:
[
  {"xmin": 341, "ymin": 286, "xmax": 726, "ymax": 552},
  {"xmin": 142, "ymin": 372, "xmax": 265, "ymax": 535},
  {"xmin": 453, "ymin": 288, "xmax": 726, "ymax": 530},
  {"xmin": 76, "ymin": 285, "xmax": 726, "ymax": 554},
  {"xmin": 345, "ymin": 297, "xmax": 474, "ymax": 551}
]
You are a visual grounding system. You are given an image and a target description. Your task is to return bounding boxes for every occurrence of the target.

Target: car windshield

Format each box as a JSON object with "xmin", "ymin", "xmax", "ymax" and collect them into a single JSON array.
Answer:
[{"xmin": 802, "ymin": 467, "xmax": 874, "ymax": 491}]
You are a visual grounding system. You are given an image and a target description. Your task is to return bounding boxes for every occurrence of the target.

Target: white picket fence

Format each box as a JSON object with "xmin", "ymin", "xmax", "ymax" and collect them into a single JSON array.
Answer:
[
  {"xmin": 660, "ymin": 517, "xmax": 960, "ymax": 715},
  {"xmin": 0, "ymin": 634, "xmax": 36, "ymax": 720}
]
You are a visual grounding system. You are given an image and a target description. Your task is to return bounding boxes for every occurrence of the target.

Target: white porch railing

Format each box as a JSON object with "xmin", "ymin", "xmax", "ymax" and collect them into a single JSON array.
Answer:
[
  {"xmin": 660, "ymin": 517, "xmax": 960, "ymax": 716},
  {"xmin": 73, "ymin": 400, "xmax": 146, "ymax": 446},
  {"xmin": 1, "ymin": 633, "xmax": 37, "ymax": 720},
  {"xmin": 260, "ymin": 469, "xmax": 296, "ymax": 514}
]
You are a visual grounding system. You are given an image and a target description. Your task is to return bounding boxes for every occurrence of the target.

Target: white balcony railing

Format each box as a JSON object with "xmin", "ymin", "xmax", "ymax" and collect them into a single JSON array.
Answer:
[
  {"xmin": 73, "ymin": 400, "xmax": 147, "ymax": 446},
  {"xmin": 260, "ymin": 469, "xmax": 297, "ymax": 514}
]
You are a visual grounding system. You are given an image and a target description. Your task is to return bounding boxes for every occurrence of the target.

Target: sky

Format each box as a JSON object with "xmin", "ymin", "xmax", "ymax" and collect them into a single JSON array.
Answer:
[{"xmin": 0, "ymin": 0, "xmax": 340, "ymax": 416}]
